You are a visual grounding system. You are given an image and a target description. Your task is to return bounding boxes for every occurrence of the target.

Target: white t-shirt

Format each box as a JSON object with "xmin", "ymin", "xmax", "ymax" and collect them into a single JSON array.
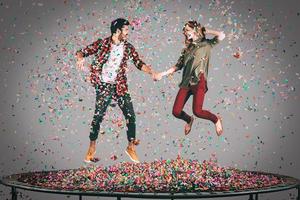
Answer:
[{"xmin": 100, "ymin": 42, "xmax": 124, "ymax": 83}]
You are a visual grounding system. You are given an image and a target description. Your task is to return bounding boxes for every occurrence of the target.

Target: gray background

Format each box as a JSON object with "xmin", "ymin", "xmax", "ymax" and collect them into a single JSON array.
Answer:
[{"xmin": 0, "ymin": 0, "xmax": 299, "ymax": 199}]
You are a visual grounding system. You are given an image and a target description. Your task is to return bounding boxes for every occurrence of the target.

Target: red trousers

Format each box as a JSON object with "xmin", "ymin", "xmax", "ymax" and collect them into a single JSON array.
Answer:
[{"xmin": 172, "ymin": 73, "xmax": 218, "ymax": 124}]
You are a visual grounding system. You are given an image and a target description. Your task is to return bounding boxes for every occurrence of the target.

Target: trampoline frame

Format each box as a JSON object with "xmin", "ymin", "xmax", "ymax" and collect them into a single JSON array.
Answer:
[{"xmin": 1, "ymin": 171, "xmax": 299, "ymax": 200}]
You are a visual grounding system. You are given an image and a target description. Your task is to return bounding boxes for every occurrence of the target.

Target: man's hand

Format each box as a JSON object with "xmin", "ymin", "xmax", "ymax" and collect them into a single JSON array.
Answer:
[
  {"xmin": 76, "ymin": 58, "xmax": 85, "ymax": 70},
  {"xmin": 141, "ymin": 64, "xmax": 154, "ymax": 76},
  {"xmin": 76, "ymin": 52, "xmax": 85, "ymax": 70}
]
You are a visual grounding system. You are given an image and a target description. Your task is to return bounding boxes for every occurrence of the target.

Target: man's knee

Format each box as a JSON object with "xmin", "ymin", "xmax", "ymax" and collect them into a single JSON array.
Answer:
[
  {"xmin": 127, "ymin": 113, "xmax": 136, "ymax": 123},
  {"xmin": 92, "ymin": 112, "xmax": 104, "ymax": 123},
  {"xmin": 123, "ymin": 108, "xmax": 136, "ymax": 123}
]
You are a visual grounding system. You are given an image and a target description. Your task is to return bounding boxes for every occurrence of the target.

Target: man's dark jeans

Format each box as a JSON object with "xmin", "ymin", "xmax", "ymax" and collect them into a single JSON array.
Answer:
[{"xmin": 89, "ymin": 82, "xmax": 136, "ymax": 142}]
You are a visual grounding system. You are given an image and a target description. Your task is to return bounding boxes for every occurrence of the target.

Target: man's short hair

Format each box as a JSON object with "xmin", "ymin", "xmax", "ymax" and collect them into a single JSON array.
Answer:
[{"xmin": 110, "ymin": 18, "xmax": 130, "ymax": 34}]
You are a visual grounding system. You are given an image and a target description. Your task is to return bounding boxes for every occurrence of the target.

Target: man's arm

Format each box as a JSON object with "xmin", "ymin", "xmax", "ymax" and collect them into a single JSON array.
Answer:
[
  {"xmin": 141, "ymin": 64, "xmax": 153, "ymax": 75},
  {"xmin": 76, "ymin": 38, "xmax": 103, "ymax": 58},
  {"xmin": 75, "ymin": 38, "xmax": 103, "ymax": 70},
  {"xmin": 128, "ymin": 44, "xmax": 154, "ymax": 75}
]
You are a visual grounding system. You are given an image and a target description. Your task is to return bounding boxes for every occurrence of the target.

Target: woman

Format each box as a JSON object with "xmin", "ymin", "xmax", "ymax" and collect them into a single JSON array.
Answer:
[{"xmin": 153, "ymin": 20, "xmax": 225, "ymax": 136}]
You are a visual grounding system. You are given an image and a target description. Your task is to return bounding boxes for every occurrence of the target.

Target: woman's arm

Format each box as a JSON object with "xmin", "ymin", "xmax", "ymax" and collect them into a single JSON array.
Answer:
[
  {"xmin": 153, "ymin": 66, "xmax": 177, "ymax": 81},
  {"xmin": 205, "ymin": 28, "xmax": 226, "ymax": 41},
  {"xmin": 153, "ymin": 48, "xmax": 185, "ymax": 81},
  {"xmin": 161, "ymin": 66, "xmax": 177, "ymax": 77}
]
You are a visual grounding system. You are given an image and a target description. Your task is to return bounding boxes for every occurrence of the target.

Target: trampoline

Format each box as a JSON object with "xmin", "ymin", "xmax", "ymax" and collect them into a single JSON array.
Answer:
[{"xmin": 1, "ymin": 159, "xmax": 299, "ymax": 200}]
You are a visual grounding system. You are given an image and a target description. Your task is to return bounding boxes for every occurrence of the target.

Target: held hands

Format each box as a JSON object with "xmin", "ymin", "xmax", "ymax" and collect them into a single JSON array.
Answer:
[
  {"xmin": 152, "ymin": 71, "xmax": 172, "ymax": 81},
  {"xmin": 154, "ymin": 66, "xmax": 176, "ymax": 81},
  {"xmin": 152, "ymin": 72, "xmax": 163, "ymax": 81},
  {"xmin": 144, "ymin": 65, "xmax": 163, "ymax": 81},
  {"xmin": 152, "ymin": 68, "xmax": 175, "ymax": 81}
]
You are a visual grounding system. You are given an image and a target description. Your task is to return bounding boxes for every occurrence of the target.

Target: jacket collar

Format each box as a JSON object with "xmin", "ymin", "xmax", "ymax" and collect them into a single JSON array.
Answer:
[
  {"xmin": 192, "ymin": 36, "xmax": 205, "ymax": 44},
  {"xmin": 107, "ymin": 36, "xmax": 128, "ymax": 46}
]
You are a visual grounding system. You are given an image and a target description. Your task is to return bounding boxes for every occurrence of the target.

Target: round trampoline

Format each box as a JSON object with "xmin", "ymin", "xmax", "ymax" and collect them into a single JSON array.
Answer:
[{"xmin": 1, "ymin": 159, "xmax": 299, "ymax": 200}]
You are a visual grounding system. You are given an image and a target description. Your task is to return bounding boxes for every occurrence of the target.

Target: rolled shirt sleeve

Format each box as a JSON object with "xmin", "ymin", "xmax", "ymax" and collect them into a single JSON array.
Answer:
[
  {"xmin": 77, "ymin": 38, "xmax": 103, "ymax": 57},
  {"xmin": 175, "ymin": 48, "xmax": 186, "ymax": 71},
  {"xmin": 128, "ymin": 43, "xmax": 146, "ymax": 70},
  {"xmin": 207, "ymin": 32, "xmax": 225, "ymax": 47},
  {"xmin": 207, "ymin": 36, "xmax": 220, "ymax": 47}
]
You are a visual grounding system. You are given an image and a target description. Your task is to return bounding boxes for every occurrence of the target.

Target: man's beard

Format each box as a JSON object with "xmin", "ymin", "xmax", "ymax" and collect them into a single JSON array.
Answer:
[{"xmin": 118, "ymin": 34, "xmax": 128, "ymax": 41}]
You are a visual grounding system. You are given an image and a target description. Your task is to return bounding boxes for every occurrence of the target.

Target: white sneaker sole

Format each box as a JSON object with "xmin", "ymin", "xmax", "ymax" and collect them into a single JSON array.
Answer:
[
  {"xmin": 125, "ymin": 150, "xmax": 140, "ymax": 163},
  {"xmin": 83, "ymin": 151, "xmax": 97, "ymax": 163}
]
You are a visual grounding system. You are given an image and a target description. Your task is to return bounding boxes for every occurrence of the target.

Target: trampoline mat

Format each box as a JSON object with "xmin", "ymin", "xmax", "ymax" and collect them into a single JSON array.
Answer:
[{"xmin": 1, "ymin": 158, "xmax": 299, "ymax": 198}]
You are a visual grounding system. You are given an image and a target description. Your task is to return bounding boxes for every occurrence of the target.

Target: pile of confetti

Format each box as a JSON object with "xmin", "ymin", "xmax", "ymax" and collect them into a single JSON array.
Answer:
[{"xmin": 16, "ymin": 157, "xmax": 284, "ymax": 192}]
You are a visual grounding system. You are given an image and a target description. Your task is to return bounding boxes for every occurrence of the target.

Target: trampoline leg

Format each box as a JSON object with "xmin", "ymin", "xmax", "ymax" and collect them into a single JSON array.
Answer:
[
  {"xmin": 79, "ymin": 195, "xmax": 82, "ymax": 200},
  {"xmin": 255, "ymin": 193, "xmax": 258, "ymax": 200},
  {"xmin": 297, "ymin": 186, "xmax": 299, "ymax": 200},
  {"xmin": 117, "ymin": 196, "xmax": 121, "ymax": 200},
  {"xmin": 249, "ymin": 194, "xmax": 254, "ymax": 200},
  {"xmin": 11, "ymin": 187, "xmax": 17, "ymax": 200}
]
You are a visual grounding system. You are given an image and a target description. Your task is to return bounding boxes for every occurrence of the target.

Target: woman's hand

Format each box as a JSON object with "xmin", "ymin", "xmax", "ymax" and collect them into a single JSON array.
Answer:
[
  {"xmin": 152, "ymin": 72, "xmax": 163, "ymax": 81},
  {"xmin": 152, "ymin": 66, "xmax": 177, "ymax": 81},
  {"xmin": 205, "ymin": 28, "xmax": 226, "ymax": 41}
]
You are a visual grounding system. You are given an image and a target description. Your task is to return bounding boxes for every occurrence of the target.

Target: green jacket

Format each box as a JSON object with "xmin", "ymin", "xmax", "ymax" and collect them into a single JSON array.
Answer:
[{"xmin": 175, "ymin": 36, "xmax": 220, "ymax": 88}]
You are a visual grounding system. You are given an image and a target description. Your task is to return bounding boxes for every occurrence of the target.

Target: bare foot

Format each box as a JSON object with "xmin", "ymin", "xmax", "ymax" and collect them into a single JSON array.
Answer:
[
  {"xmin": 184, "ymin": 116, "xmax": 194, "ymax": 135},
  {"xmin": 215, "ymin": 116, "xmax": 223, "ymax": 136}
]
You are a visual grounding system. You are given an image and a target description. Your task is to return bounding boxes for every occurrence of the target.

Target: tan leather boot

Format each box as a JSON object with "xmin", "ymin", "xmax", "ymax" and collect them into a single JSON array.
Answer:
[
  {"xmin": 125, "ymin": 139, "xmax": 140, "ymax": 163},
  {"xmin": 84, "ymin": 140, "xmax": 99, "ymax": 163}
]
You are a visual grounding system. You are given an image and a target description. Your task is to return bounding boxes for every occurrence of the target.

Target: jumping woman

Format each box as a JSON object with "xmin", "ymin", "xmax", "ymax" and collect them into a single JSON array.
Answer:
[{"xmin": 153, "ymin": 20, "xmax": 225, "ymax": 136}]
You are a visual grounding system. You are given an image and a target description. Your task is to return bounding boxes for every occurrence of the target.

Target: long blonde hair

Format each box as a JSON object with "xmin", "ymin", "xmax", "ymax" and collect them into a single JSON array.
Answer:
[{"xmin": 183, "ymin": 20, "xmax": 206, "ymax": 47}]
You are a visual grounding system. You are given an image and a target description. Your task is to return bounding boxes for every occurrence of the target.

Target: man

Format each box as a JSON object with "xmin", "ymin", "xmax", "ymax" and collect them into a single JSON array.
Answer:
[{"xmin": 76, "ymin": 18, "xmax": 155, "ymax": 163}]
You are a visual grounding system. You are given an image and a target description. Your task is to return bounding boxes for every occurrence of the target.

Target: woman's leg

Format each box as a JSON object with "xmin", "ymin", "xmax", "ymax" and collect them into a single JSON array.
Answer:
[
  {"xmin": 192, "ymin": 74, "xmax": 218, "ymax": 123},
  {"xmin": 172, "ymin": 87, "xmax": 192, "ymax": 123}
]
